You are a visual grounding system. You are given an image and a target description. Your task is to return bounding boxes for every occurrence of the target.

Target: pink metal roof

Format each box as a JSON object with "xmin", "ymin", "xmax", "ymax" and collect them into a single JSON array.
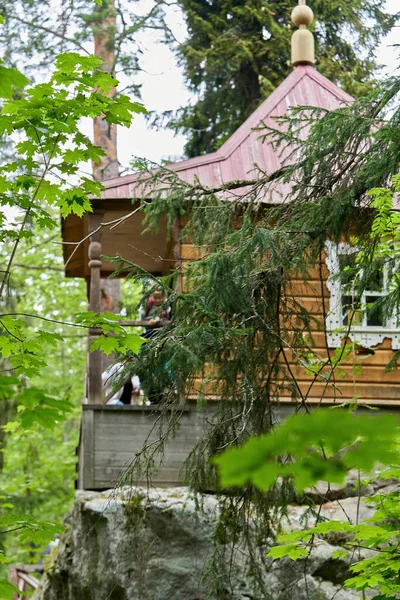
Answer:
[{"xmin": 101, "ymin": 65, "xmax": 353, "ymax": 201}]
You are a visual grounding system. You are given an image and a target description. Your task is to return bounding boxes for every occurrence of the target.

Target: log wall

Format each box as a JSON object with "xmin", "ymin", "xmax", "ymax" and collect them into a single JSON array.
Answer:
[{"xmin": 180, "ymin": 244, "xmax": 400, "ymax": 406}]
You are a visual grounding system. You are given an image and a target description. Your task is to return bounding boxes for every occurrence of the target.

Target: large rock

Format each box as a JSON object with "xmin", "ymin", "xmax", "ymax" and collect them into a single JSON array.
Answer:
[
  {"xmin": 34, "ymin": 488, "xmax": 220, "ymax": 600},
  {"xmin": 304, "ymin": 469, "xmax": 398, "ymax": 503},
  {"xmin": 32, "ymin": 487, "xmax": 376, "ymax": 600}
]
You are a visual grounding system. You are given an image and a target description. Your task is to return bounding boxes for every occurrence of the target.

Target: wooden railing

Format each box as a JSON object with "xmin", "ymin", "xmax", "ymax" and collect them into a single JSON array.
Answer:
[
  {"xmin": 86, "ymin": 320, "xmax": 166, "ymax": 404},
  {"xmin": 85, "ymin": 207, "xmax": 174, "ymax": 404},
  {"xmin": 9, "ymin": 565, "xmax": 40, "ymax": 599}
]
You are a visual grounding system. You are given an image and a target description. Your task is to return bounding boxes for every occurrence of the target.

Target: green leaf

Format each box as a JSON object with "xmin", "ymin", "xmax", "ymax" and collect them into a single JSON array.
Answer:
[
  {"xmin": 0, "ymin": 336, "xmax": 15, "ymax": 358},
  {"xmin": 16, "ymin": 387, "xmax": 74, "ymax": 430},
  {"xmin": 0, "ymin": 580, "xmax": 19, "ymax": 600},
  {"xmin": 268, "ymin": 544, "xmax": 308, "ymax": 561},
  {"xmin": 0, "ymin": 66, "xmax": 29, "ymax": 98},
  {"xmin": 91, "ymin": 336, "xmax": 120, "ymax": 355},
  {"xmin": 53, "ymin": 52, "xmax": 102, "ymax": 76},
  {"xmin": 36, "ymin": 331, "xmax": 64, "ymax": 347},
  {"xmin": 118, "ymin": 333, "xmax": 144, "ymax": 355},
  {"xmin": 392, "ymin": 174, "xmax": 400, "ymax": 192},
  {"xmin": 314, "ymin": 520, "xmax": 353, "ymax": 535},
  {"xmin": 81, "ymin": 177, "xmax": 104, "ymax": 197},
  {"xmin": 0, "ymin": 376, "xmax": 18, "ymax": 399},
  {"xmin": 214, "ymin": 410, "xmax": 400, "ymax": 491},
  {"xmin": 59, "ymin": 188, "xmax": 92, "ymax": 217},
  {"xmin": 75, "ymin": 312, "xmax": 125, "ymax": 334},
  {"xmin": 2, "ymin": 421, "xmax": 19, "ymax": 434},
  {"xmin": 332, "ymin": 549, "xmax": 349, "ymax": 560}
]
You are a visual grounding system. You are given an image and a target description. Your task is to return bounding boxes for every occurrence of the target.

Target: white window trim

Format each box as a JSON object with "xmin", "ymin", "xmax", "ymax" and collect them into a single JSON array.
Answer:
[{"xmin": 325, "ymin": 241, "xmax": 400, "ymax": 349}]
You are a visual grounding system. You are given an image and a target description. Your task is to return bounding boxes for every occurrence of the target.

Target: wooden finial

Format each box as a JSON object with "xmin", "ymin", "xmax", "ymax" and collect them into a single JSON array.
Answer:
[{"xmin": 291, "ymin": 0, "xmax": 315, "ymax": 66}]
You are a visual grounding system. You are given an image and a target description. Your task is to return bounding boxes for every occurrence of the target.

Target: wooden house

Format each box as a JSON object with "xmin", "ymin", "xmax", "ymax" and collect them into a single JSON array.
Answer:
[{"xmin": 63, "ymin": 1, "xmax": 400, "ymax": 490}]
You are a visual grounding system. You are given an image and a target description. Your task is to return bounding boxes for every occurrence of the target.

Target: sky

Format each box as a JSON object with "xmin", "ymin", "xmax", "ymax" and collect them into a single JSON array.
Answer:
[
  {"xmin": 117, "ymin": 4, "xmax": 189, "ymax": 170},
  {"xmin": 377, "ymin": 0, "xmax": 399, "ymax": 75},
  {"xmin": 116, "ymin": 0, "xmax": 400, "ymax": 170}
]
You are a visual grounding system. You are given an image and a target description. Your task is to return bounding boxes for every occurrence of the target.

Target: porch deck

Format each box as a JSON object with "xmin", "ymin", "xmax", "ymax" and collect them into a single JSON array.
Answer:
[{"xmin": 77, "ymin": 403, "xmax": 214, "ymax": 490}]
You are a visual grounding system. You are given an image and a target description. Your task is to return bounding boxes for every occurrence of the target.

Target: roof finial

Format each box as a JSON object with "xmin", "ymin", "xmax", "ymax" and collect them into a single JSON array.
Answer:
[{"xmin": 291, "ymin": 0, "xmax": 315, "ymax": 67}]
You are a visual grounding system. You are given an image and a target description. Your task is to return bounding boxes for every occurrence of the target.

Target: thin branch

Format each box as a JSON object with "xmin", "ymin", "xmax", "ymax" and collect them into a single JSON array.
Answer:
[
  {"xmin": 127, "ymin": 243, "xmax": 198, "ymax": 263},
  {"xmin": 0, "ymin": 526, "xmax": 27, "ymax": 535},
  {"xmin": 0, "ymin": 134, "xmax": 61, "ymax": 299},
  {"xmin": 8, "ymin": 14, "xmax": 90, "ymax": 55},
  {"xmin": 0, "ymin": 318, "xmax": 23, "ymax": 342},
  {"xmin": 115, "ymin": 2, "xmax": 163, "ymax": 42},
  {"xmin": 61, "ymin": 205, "xmax": 143, "ymax": 269},
  {"xmin": 24, "ymin": 234, "xmax": 59, "ymax": 251},
  {"xmin": 0, "ymin": 313, "xmax": 87, "ymax": 328},
  {"xmin": 143, "ymin": 165, "xmax": 289, "ymax": 197},
  {"xmin": 1, "ymin": 263, "xmax": 64, "ymax": 272}
]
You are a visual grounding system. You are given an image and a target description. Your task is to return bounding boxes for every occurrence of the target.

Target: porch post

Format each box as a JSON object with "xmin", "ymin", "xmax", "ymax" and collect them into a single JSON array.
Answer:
[
  {"xmin": 87, "ymin": 211, "xmax": 103, "ymax": 403},
  {"xmin": 172, "ymin": 218, "xmax": 183, "ymax": 293}
]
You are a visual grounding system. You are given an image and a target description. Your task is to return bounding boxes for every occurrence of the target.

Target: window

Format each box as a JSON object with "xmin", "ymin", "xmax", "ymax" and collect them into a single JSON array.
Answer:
[{"xmin": 325, "ymin": 241, "xmax": 400, "ymax": 349}]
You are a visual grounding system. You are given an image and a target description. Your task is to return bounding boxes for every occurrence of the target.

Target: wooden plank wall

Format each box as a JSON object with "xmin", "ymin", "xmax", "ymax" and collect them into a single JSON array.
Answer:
[
  {"xmin": 80, "ymin": 405, "xmax": 214, "ymax": 490},
  {"xmin": 79, "ymin": 401, "xmax": 400, "ymax": 490},
  {"xmin": 282, "ymin": 271, "xmax": 400, "ymax": 405},
  {"xmin": 180, "ymin": 244, "xmax": 400, "ymax": 407}
]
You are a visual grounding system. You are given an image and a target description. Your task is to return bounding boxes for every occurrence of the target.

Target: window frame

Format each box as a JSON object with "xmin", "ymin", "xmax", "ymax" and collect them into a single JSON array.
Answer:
[{"xmin": 325, "ymin": 241, "xmax": 400, "ymax": 349}]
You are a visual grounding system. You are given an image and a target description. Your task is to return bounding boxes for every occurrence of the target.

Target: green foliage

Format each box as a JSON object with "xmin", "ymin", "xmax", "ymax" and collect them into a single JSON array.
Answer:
[
  {"xmin": 0, "ymin": 513, "xmax": 62, "ymax": 546},
  {"xmin": 214, "ymin": 410, "xmax": 399, "ymax": 491},
  {"xmin": 75, "ymin": 311, "xmax": 125, "ymax": 332},
  {"xmin": 16, "ymin": 387, "xmax": 74, "ymax": 429},
  {"xmin": 0, "ymin": 63, "xmax": 28, "ymax": 98},
  {"xmin": 0, "ymin": 377, "xmax": 17, "ymax": 400},
  {"xmin": 0, "ymin": 50, "xmax": 143, "ymax": 575},
  {"xmin": 0, "ymin": 52, "xmax": 144, "ymax": 246},
  {"xmin": 165, "ymin": 0, "xmax": 397, "ymax": 157},
  {"xmin": 120, "ymin": 278, "xmax": 143, "ymax": 319},
  {"xmin": 0, "ymin": 3, "xmax": 153, "ymax": 584},
  {"xmin": 214, "ymin": 412, "xmax": 400, "ymax": 598},
  {"xmin": 0, "ymin": 421, "xmax": 78, "ymax": 565},
  {"xmin": 0, "ymin": 226, "xmax": 84, "ymax": 570},
  {"xmin": 0, "ymin": 580, "xmax": 19, "ymax": 600},
  {"xmin": 0, "ymin": 0, "xmax": 167, "ymax": 99},
  {"xmin": 91, "ymin": 332, "xmax": 144, "ymax": 356},
  {"xmin": 0, "ymin": 318, "xmax": 65, "ymax": 376},
  {"xmin": 265, "ymin": 486, "xmax": 400, "ymax": 598},
  {"xmin": 0, "ymin": 218, "xmax": 144, "ymax": 570},
  {"xmin": 0, "ymin": 52, "xmax": 143, "ymax": 419},
  {"xmin": 75, "ymin": 311, "xmax": 144, "ymax": 355}
]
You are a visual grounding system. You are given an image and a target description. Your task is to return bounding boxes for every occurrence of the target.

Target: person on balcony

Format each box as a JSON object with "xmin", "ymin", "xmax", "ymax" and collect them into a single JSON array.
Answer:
[
  {"xmin": 103, "ymin": 358, "xmax": 142, "ymax": 405},
  {"xmin": 140, "ymin": 289, "xmax": 171, "ymax": 339},
  {"xmin": 138, "ymin": 289, "xmax": 172, "ymax": 404}
]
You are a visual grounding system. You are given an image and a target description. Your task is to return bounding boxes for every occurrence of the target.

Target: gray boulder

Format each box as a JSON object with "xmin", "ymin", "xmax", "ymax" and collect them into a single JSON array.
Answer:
[{"xmin": 33, "ymin": 487, "xmax": 374, "ymax": 600}]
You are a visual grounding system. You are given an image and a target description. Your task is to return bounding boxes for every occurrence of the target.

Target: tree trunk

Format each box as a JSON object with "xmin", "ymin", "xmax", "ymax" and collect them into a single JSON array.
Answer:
[
  {"xmin": 91, "ymin": 0, "xmax": 121, "ymax": 294},
  {"xmin": 91, "ymin": 0, "xmax": 121, "ymax": 379},
  {"xmin": 92, "ymin": 0, "xmax": 119, "ymax": 181}
]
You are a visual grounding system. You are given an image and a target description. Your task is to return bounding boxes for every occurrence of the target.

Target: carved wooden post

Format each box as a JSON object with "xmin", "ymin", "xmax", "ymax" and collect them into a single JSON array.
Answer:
[
  {"xmin": 87, "ymin": 212, "xmax": 103, "ymax": 403},
  {"xmin": 172, "ymin": 218, "xmax": 183, "ymax": 293},
  {"xmin": 8, "ymin": 566, "xmax": 18, "ymax": 600}
]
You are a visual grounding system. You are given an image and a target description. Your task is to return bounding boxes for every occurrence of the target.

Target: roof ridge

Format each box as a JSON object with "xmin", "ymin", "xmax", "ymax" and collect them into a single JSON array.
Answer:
[
  {"xmin": 216, "ymin": 66, "xmax": 310, "ymax": 160},
  {"xmin": 102, "ymin": 66, "xmax": 353, "ymax": 190}
]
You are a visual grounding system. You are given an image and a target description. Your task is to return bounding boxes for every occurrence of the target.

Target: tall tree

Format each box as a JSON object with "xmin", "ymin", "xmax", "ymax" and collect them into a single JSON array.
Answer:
[
  {"xmin": 92, "ymin": 0, "xmax": 119, "ymax": 181},
  {"xmin": 0, "ymin": 0, "xmax": 165, "ymax": 177},
  {"xmin": 164, "ymin": 0, "xmax": 398, "ymax": 157},
  {"xmin": 0, "ymin": 0, "xmax": 163, "ymax": 312}
]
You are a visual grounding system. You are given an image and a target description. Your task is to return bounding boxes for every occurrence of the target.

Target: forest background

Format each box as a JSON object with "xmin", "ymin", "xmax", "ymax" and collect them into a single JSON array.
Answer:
[{"xmin": 0, "ymin": 0, "xmax": 399, "ymax": 591}]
